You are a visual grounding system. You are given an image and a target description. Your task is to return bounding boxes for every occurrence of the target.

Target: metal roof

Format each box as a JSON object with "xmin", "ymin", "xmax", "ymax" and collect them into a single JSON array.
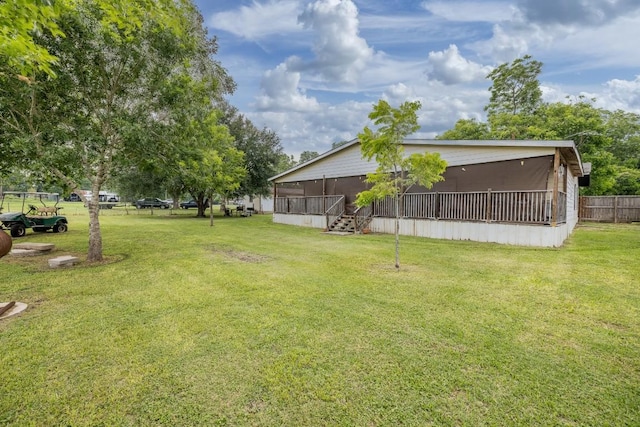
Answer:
[{"xmin": 269, "ymin": 139, "xmax": 585, "ymax": 181}]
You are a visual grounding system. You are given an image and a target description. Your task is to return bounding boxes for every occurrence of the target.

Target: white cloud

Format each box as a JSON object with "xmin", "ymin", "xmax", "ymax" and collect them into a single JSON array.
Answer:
[
  {"xmin": 290, "ymin": 0, "xmax": 374, "ymax": 83},
  {"xmin": 248, "ymin": 101, "xmax": 372, "ymax": 157},
  {"xmin": 383, "ymin": 83, "xmax": 415, "ymax": 104},
  {"xmin": 414, "ymin": 83, "xmax": 490, "ymax": 135},
  {"xmin": 540, "ymin": 84, "xmax": 571, "ymax": 104},
  {"xmin": 469, "ymin": 2, "xmax": 640, "ymax": 66},
  {"xmin": 519, "ymin": 0, "xmax": 640, "ymax": 26},
  {"xmin": 471, "ymin": 19, "xmax": 564, "ymax": 63},
  {"xmin": 547, "ymin": 12, "xmax": 640, "ymax": 69},
  {"xmin": 425, "ymin": 45, "xmax": 493, "ymax": 85},
  {"xmin": 208, "ymin": 0, "xmax": 302, "ymax": 40},
  {"xmin": 254, "ymin": 64, "xmax": 320, "ymax": 112},
  {"xmin": 585, "ymin": 76, "xmax": 640, "ymax": 113},
  {"xmin": 422, "ymin": 1, "xmax": 517, "ymax": 22}
]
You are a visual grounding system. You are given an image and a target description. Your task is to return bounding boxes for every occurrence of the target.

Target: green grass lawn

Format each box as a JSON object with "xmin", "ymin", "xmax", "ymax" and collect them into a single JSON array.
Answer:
[{"xmin": 1, "ymin": 206, "xmax": 639, "ymax": 426}]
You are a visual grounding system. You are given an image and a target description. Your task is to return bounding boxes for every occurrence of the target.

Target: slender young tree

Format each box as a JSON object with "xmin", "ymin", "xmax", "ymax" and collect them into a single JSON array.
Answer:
[{"xmin": 356, "ymin": 100, "xmax": 447, "ymax": 270}]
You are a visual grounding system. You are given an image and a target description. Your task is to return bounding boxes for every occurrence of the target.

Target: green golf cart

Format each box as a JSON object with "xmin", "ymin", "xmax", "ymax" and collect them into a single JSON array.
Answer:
[{"xmin": 0, "ymin": 192, "xmax": 69, "ymax": 237}]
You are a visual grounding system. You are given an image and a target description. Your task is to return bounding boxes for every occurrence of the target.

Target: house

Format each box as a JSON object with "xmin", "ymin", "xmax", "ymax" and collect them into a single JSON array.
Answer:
[{"xmin": 269, "ymin": 139, "xmax": 590, "ymax": 247}]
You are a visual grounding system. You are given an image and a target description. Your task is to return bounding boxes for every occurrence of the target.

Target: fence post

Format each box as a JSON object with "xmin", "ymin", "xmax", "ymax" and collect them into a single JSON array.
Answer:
[
  {"xmin": 614, "ymin": 196, "xmax": 618, "ymax": 223},
  {"xmin": 435, "ymin": 192, "xmax": 440, "ymax": 219},
  {"xmin": 486, "ymin": 188, "xmax": 492, "ymax": 222}
]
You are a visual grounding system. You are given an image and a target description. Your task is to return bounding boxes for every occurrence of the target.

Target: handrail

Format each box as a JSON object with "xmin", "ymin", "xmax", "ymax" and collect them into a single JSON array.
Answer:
[
  {"xmin": 324, "ymin": 196, "xmax": 345, "ymax": 229},
  {"xmin": 353, "ymin": 204, "xmax": 373, "ymax": 232}
]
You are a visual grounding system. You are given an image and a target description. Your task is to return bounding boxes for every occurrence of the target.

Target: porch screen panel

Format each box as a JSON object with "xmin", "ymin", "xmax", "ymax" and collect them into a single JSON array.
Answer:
[
  {"xmin": 275, "ymin": 183, "xmax": 304, "ymax": 198},
  {"xmin": 410, "ymin": 156, "xmax": 554, "ymax": 193},
  {"xmin": 328, "ymin": 176, "xmax": 368, "ymax": 206}
]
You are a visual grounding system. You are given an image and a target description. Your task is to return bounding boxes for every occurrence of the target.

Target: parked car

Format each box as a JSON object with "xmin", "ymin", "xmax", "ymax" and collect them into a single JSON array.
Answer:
[
  {"xmin": 179, "ymin": 199, "xmax": 208, "ymax": 209},
  {"xmin": 134, "ymin": 198, "xmax": 170, "ymax": 209},
  {"xmin": 179, "ymin": 200, "xmax": 198, "ymax": 209}
]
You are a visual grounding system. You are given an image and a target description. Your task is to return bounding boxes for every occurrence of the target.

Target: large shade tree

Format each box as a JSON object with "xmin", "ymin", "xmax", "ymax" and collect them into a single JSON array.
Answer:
[
  {"xmin": 218, "ymin": 101, "xmax": 283, "ymax": 199},
  {"xmin": 0, "ymin": 0, "xmax": 235, "ymax": 261},
  {"xmin": 174, "ymin": 108, "xmax": 246, "ymax": 219}
]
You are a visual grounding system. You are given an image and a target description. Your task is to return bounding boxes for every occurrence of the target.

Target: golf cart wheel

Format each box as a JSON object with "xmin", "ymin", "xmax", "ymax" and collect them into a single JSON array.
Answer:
[
  {"xmin": 53, "ymin": 222, "xmax": 68, "ymax": 233},
  {"xmin": 10, "ymin": 224, "xmax": 26, "ymax": 237}
]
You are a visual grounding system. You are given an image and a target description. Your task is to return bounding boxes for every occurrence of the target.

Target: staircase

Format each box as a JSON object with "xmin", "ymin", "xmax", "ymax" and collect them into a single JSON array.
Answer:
[{"xmin": 328, "ymin": 215, "xmax": 355, "ymax": 232}]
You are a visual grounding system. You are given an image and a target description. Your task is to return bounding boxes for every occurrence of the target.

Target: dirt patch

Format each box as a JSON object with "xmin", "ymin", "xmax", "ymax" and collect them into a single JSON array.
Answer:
[{"xmin": 210, "ymin": 246, "xmax": 270, "ymax": 263}]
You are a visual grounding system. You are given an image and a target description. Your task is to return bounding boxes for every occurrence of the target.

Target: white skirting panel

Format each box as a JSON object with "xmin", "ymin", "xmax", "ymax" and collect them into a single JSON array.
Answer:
[
  {"xmin": 273, "ymin": 213, "xmax": 327, "ymax": 229},
  {"xmin": 372, "ymin": 218, "xmax": 573, "ymax": 247},
  {"xmin": 272, "ymin": 214, "xmax": 578, "ymax": 247}
]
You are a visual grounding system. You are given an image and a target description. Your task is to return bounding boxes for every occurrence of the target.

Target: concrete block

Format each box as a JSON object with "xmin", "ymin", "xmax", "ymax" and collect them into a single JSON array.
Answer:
[
  {"xmin": 48, "ymin": 255, "xmax": 79, "ymax": 268},
  {"xmin": 13, "ymin": 242, "xmax": 55, "ymax": 252},
  {"xmin": 10, "ymin": 249, "xmax": 41, "ymax": 257}
]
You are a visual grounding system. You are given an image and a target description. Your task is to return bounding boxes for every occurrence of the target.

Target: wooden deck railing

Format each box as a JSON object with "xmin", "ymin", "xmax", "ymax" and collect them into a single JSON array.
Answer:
[
  {"xmin": 275, "ymin": 195, "xmax": 342, "ymax": 215},
  {"xmin": 325, "ymin": 196, "xmax": 346, "ymax": 229},
  {"xmin": 276, "ymin": 190, "xmax": 567, "ymax": 225},
  {"xmin": 353, "ymin": 204, "xmax": 373, "ymax": 232},
  {"xmin": 374, "ymin": 190, "xmax": 565, "ymax": 224}
]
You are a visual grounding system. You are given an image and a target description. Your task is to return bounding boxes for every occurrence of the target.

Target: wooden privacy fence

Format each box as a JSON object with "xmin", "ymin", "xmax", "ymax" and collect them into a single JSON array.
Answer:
[
  {"xmin": 579, "ymin": 196, "xmax": 640, "ymax": 223},
  {"xmin": 276, "ymin": 190, "xmax": 566, "ymax": 225}
]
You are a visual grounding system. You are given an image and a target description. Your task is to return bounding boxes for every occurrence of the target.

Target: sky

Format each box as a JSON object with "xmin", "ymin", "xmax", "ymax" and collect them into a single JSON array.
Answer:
[{"xmin": 194, "ymin": 0, "xmax": 640, "ymax": 158}]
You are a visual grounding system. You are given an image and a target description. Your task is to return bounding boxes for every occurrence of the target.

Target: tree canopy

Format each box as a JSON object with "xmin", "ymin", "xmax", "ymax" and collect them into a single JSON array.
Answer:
[
  {"xmin": 485, "ymin": 54, "xmax": 543, "ymax": 116},
  {"xmin": 0, "ymin": 0, "xmax": 240, "ymax": 261},
  {"xmin": 0, "ymin": 0, "xmax": 63, "ymax": 77},
  {"xmin": 218, "ymin": 102, "xmax": 284, "ymax": 199},
  {"xmin": 298, "ymin": 151, "xmax": 320, "ymax": 164}
]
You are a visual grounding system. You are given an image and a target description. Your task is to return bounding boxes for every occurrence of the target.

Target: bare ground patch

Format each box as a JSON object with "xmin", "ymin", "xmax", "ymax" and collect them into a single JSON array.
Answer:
[{"xmin": 209, "ymin": 245, "xmax": 270, "ymax": 263}]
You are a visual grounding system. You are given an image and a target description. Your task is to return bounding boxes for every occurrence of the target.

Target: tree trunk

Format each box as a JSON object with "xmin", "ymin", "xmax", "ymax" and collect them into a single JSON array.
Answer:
[
  {"xmin": 196, "ymin": 194, "xmax": 207, "ymax": 217},
  {"xmin": 87, "ymin": 187, "xmax": 103, "ymax": 262},
  {"xmin": 395, "ymin": 194, "xmax": 400, "ymax": 270},
  {"xmin": 208, "ymin": 194, "xmax": 214, "ymax": 227}
]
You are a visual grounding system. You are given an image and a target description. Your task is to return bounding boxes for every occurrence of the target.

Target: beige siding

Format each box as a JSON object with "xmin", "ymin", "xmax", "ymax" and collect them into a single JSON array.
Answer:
[
  {"xmin": 566, "ymin": 169, "xmax": 579, "ymax": 225},
  {"xmin": 275, "ymin": 144, "xmax": 555, "ymax": 182},
  {"xmin": 404, "ymin": 145, "xmax": 554, "ymax": 167}
]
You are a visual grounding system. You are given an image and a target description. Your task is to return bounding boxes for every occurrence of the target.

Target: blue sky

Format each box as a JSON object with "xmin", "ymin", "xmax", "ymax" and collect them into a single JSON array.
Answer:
[{"xmin": 194, "ymin": 0, "xmax": 640, "ymax": 158}]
